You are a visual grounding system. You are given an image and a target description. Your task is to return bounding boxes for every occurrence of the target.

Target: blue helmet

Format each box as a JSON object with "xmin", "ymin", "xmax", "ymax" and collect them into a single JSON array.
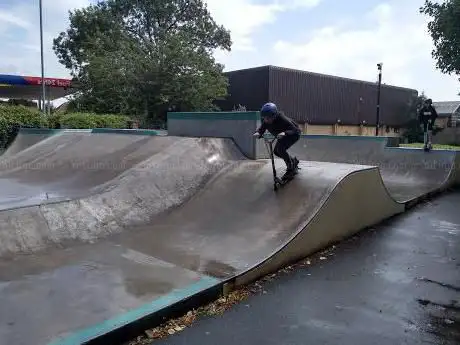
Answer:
[{"xmin": 260, "ymin": 102, "xmax": 278, "ymax": 118}]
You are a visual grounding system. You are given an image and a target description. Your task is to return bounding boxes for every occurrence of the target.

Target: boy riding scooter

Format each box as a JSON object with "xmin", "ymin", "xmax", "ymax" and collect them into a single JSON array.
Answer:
[
  {"xmin": 253, "ymin": 102, "xmax": 301, "ymax": 180},
  {"xmin": 418, "ymin": 98, "xmax": 438, "ymax": 151}
]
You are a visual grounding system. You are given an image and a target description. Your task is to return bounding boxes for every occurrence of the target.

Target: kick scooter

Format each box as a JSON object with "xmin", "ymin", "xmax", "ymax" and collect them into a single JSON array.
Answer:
[{"xmin": 263, "ymin": 135, "xmax": 299, "ymax": 191}]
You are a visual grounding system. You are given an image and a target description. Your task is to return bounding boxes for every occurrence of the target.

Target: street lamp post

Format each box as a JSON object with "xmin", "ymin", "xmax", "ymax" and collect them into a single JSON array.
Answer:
[
  {"xmin": 375, "ymin": 63, "xmax": 382, "ymax": 136},
  {"xmin": 39, "ymin": 0, "xmax": 46, "ymax": 116}
]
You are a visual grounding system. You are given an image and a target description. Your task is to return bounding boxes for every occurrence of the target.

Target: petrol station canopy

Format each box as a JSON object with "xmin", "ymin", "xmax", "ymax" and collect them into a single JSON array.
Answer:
[{"xmin": 0, "ymin": 74, "xmax": 77, "ymax": 101}]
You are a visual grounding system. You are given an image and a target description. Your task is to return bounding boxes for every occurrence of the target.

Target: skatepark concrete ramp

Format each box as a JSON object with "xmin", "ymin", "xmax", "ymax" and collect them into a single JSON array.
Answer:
[
  {"xmin": 0, "ymin": 130, "xmax": 179, "ymax": 210},
  {"xmin": 1, "ymin": 127, "xmax": 167, "ymax": 160},
  {"xmin": 2, "ymin": 120, "xmax": 459, "ymax": 344},
  {"xmin": 0, "ymin": 133, "xmax": 245, "ymax": 259},
  {"xmin": 1, "ymin": 128, "xmax": 58, "ymax": 158},
  {"xmin": 232, "ymin": 163, "xmax": 405, "ymax": 286},
  {"xmin": 110, "ymin": 159, "xmax": 405, "ymax": 288},
  {"xmin": 1, "ymin": 129, "xmax": 410, "ymax": 345},
  {"xmin": 167, "ymin": 110, "xmax": 460, "ymax": 204},
  {"xmin": 30, "ymin": 161, "xmax": 404, "ymax": 345},
  {"xmin": 287, "ymin": 136, "xmax": 460, "ymax": 204}
]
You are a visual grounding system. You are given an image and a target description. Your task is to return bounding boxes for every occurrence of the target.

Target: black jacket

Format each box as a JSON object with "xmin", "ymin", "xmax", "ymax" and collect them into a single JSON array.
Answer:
[
  {"xmin": 418, "ymin": 105, "xmax": 438, "ymax": 124},
  {"xmin": 257, "ymin": 112, "xmax": 301, "ymax": 137}
]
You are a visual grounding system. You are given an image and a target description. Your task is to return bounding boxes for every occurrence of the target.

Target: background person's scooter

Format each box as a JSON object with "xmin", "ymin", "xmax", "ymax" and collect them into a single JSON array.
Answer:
[{"xmin": 423, "ymin": 122, "xmax": 433, "ymax": 152}]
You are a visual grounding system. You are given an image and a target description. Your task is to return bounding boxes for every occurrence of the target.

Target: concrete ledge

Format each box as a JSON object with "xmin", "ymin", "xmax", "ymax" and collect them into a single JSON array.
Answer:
[
  {"xmin": 166, "ymin": 111, "xmax": 399, "ymax": 159},
  {"xmin": 167, "ymin": 112, "xmax": 260, "ymax": 121},
  {"xmin": 256, "ymin": 134, "xmax": 394, "ymax": 159},
  {"xmin": 167, "ymin": 112, "xmax": 260, "ymax": 159}
]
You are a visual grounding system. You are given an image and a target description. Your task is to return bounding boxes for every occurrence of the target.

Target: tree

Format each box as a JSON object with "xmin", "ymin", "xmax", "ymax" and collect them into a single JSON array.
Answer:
[
  {"xmin": 401, "ymin": 92, "xmax": 429, "ymax": 143},
  {"xmin": 420, "ymin": 0, "xmax": 460, "ymax": 76},
  {"xmin": 53, "ymin": 0, "xmax": 232, "ymax": 122}
]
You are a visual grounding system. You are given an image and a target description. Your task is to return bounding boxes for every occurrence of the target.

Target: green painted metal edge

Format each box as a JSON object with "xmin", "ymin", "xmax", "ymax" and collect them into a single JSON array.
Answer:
[
  {"xmin": 18, "ymin": 128, "xmax": 162, "ymax": 136},
  {"xmin": 167, "ymin": 111, "xmax": 260, "ymax": 121},
  {"xmin": 62, "ymin": 129, "xmax": 93, "ymax": 133},
  {"xmin": 91, "ymin": 128, "xmax": 160, "ymax": 136},
  {"xmin": 17, "ymin": 128, "xmax": 63, "ymax": 134},
  {"xmin": 18, "ymin": 128, "xmax": 93, "ymax": 134},
  {"xmin": 47, "ymin": 276, "xmax": 221, "ymax": 345}
]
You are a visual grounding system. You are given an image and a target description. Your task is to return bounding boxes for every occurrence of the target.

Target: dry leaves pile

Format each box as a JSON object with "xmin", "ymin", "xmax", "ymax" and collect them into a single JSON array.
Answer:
[{"xmin": 125, "ymin": 288, "xmax": 252, "ymax": 345}]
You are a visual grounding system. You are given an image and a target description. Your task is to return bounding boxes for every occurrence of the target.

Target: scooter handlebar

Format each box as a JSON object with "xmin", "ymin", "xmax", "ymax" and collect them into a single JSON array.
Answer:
[{"xmin": 253, "ymin": 133, "xmax": 277, "ymax": 142}]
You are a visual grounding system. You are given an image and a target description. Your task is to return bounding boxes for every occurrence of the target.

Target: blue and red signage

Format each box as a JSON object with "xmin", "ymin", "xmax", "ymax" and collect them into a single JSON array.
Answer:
[{"xmin": 0, "ymin": 74, "xmax": 72, "ymax": 88}]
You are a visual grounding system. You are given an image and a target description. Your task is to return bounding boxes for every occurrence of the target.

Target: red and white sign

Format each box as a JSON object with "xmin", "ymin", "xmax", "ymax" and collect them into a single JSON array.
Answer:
[{"xmin": 25, "ymin": 76, "xmax": 72, "ymax": 88}]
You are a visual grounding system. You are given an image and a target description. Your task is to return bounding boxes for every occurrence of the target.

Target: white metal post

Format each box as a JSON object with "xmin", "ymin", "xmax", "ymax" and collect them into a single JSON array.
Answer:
[{"xmin": 39, "ymin": 0, "xmax": 46, "ymax": 116}]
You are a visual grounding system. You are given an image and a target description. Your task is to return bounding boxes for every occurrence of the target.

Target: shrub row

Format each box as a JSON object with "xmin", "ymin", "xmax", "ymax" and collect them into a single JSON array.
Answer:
[
  {"xmin": 0, "ymin": 105, "xmax": 132, "ymax": 148},
  {"xmin": 48, "ymin": 112, "xmax": 131, "ymax": 129}
]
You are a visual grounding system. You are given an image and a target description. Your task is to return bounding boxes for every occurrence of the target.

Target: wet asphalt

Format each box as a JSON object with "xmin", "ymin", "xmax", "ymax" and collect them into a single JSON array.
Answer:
[{"xmin": 152, "ymin": 191, "xmax": 460, "ymax": 345}]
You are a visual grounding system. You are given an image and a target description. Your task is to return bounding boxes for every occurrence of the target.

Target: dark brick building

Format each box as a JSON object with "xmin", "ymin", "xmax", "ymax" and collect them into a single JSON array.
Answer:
[{"xmin": 216, "ymin": 65, "xmax": 418, "ymax": 128}]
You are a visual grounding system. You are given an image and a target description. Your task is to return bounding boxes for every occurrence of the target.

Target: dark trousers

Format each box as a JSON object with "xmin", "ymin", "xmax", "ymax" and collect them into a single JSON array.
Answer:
[{"xmin": 274, "ymin": 133, "xmax": 300, "ymax": 168}]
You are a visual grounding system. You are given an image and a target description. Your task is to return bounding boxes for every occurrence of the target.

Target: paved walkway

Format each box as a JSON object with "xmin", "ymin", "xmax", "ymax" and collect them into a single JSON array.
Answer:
[{"xmin": 153, "ymin": 191, "xmax": 460, "ymax": 345}]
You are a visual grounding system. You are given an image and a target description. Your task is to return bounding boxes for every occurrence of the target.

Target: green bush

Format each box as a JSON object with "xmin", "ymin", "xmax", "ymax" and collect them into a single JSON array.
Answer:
[
  {"xmin": 0, "ymin": 105, "xmax": 132, "ymax": 149},
  {"xmin": 0, "ymin": 104, "xmax": 46, "ymax": 127},
  {"xmin": 402, "ymin": 119, "xmax": 424, "ymax": 143},
  {"xmin": 402, "ymin": 118, "xmax": 443, "ymax": 144},
  {"xmin": 0, "ymin": 105, "xmax": 47, "ymax": 149},
  {"xmin": 0, "ymin": 116, "xmax": 9, "ymax": 148},
  {"xmin": 55, "ymin": 112, "xmax": 130, "ymax": 129}
]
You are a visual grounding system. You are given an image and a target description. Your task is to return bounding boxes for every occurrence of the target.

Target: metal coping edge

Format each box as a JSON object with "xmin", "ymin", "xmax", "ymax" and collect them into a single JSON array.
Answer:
[
  {"xmin": 17, "ymin": 128, "xmax": 161, "ymax": 136},
  {"xmin": 48, "ymin": 276, "xmax": 222, "ymax": 345}
]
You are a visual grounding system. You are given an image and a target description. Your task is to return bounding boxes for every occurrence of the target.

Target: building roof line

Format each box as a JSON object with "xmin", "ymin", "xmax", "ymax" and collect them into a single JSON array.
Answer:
[{"xmin": 224, "ymin": 65, "xmax": 418, "ymax": 93}]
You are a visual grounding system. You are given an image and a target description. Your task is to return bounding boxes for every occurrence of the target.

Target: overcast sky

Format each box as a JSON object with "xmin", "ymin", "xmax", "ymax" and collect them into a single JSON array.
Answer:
[{"xmin": 1, "ymin": 0, "xmax": 459, "ymax": 102}]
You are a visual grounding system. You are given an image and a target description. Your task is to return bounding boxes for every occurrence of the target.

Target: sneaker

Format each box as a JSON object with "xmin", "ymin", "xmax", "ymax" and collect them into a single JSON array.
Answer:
[
  {"xmin": 282, "ymin": 170, "xmax": 293, "ymax": 180},
  {"xmin": 282, "ymin": 164, "xmax": 296, "ymax": 180}
]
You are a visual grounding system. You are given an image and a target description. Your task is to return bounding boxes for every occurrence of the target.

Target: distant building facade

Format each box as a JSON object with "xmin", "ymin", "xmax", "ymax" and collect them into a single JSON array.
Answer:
[
  {"xmin": 216, "ymin": 65, "xmax": 418, "ymax": 136},
  {"xmin": 433, "ymin": 101, "xmax": 460, "ymax": 128},
  {"xmin": 430, "ymin": 101, "xmax": 460, "ymax": 145}
]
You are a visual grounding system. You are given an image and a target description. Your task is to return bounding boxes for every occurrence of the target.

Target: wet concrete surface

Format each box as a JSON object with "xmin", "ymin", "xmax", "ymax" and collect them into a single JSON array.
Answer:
[
  {"xmin": 0, "ymin": 240, "xmax": 210, "ymax": 345},
  {"xmin": 153, "ymin": 191, "xmax": 460, "ymax": 345},
  {"xmin": 112, "ymin": 160, "xmax": 373, "ymax": 278},
  {"xmin": 1, "ymin": 131, "xmax": 54, "ymax": 159},
  {"xmin": 0, "ymin": 136, "xmax": 246, "ymax": 259},
  {"xmin": 0, "ymin": 179, "xmax": 68, "ymax": 209},
  {"xmin": 0, "ymin": 133, "xmax": 180, "ymax": 209},
  {"xmin": 0, "ymin": 159, "xmax": 386, "ymax": 345},
  {"xmin": 290, "ymin": 138, "xmax": 460, "ymax": 203}
]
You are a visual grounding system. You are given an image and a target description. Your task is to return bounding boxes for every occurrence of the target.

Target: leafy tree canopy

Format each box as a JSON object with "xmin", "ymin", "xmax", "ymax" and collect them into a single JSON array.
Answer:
[
  {"xmin": 53, "ymin": 0, "xmax": 232, "ymax": 122},
  {"xmin": 420, "ymin": 0, "xmax": 460, "ymax": 76}
]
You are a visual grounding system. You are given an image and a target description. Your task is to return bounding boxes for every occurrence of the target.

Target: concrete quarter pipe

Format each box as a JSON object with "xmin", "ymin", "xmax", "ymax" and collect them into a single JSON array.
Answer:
[
  {"xmin": 0, "ymin": 127, "xmax": 457, "ymax": 345},
  {"xmin": 289, "ymin": 136, "xmax": 460, "ymax": 203},
  {"xmin": 1, "ymin": 128, "xmax": 58, "ymax": 159}
]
